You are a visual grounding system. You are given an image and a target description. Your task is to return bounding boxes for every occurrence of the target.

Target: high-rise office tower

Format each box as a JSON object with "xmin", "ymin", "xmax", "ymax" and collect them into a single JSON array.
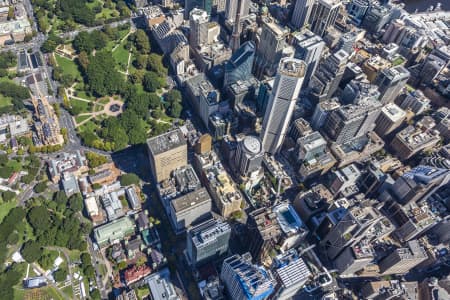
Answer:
[
  {"xmin": 341, "ymin": 79, "xmax": 380, "ymax": 104},
  {"xmin": 374, "ymin": 103, "xmax": 406, "ymax": 137},
  {"xmin": 323, "ymin": 98, "xmax": 382, "ymax": 144},
  {"xmin": 185, "ymin": 0, "xmax": 213, "ymax": 18},
  {"xmin": 378, "ymin": 240, "xmax": 427, "ymax": 275},
  {"xmin": 224, "ymin": 41, "xmax": 255, "ymax": 87},
  {"xmin": 292, "ymin": 30, "xmax": 325, "ymax": 88},
  {"xmin": 291, "ymin": 0, "xmax": 315, "ymax": 29},
  {"xmin": 189, "ymin": 8, "xmax": 209, "ymax": 49},
  {"xmin": 147, "ymin": 129, "xmax": 187, "ymax": 182},
  {"xmin": 225, "ymin": 0, "xmax": 249, "ymax": 23},
  {"xmin": 375, "ymin": 66, "xmax": 410, "ymax": 104},
  {"xmin": 260, "ymin": 58, "xmax": 306, "ymax": 154},
  {"xmin": 235, "ymin": 135, "xmax": 264, "ymax": 177},
  {"xmin": 254, "ymin": 18, "xmax": 288, "ymax": 78},
  {"xmin": 309, "ymin": 49, "xmax": 349, "ymax": 102},
  {"xmin": 309, "ymin": 0, "xmax": 342, "ymax": 37},
  {"xmin": 186, "ymin": 219, "xmax": 231, "ymax": 266},
  {"xmin": 221, "ymin": 253, "xmax": 274, "ymax": 300},
  {"xmin": 311, "ymin": 99, "xmax": 340, "ymax": 130},
  {"xmin": 229, "ymin": 0, "xmax": 243, "ymax": 53}
]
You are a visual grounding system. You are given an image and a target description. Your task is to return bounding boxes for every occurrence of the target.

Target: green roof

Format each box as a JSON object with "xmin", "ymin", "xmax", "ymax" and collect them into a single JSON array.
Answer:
[{"xmin": 94, "ymin": 217, "xmax": 135, "ymax": 246}]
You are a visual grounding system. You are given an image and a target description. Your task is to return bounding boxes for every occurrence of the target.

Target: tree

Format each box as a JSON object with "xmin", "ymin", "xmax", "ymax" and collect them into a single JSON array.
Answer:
[
  {"xmin": 133, "ymin": 54, "xmax": 148, "ymax": 69},
  {"xmin": 90, "ymin": 289, "xmax": 101, "ymax": 300},
  {"xmin": 0, "ymin": 263, "xmax": 23, "ymax": 299},
  {"xmin": 86, "ymin": 51, "xmax": 124, "ymax": 96},
  {"xmin": 117, "ymin": 261, "xmax": 127, "ymax": 270},
  {"xmin": 83, "ymin": 265, "xmax": 95, "ymax": 278},
  {"xmin": 81, "ymin": 252, "xmax": 91, "ymax": 267},
  {"xmin": 73, "ymin": 31, "xmax": 95, "ymax": 54},
  {"xmin": 41, "ymin": 34, "xmax": 63, "ymax": 53},
  {"xmin": 165, "ymin": 90, "xmax": 181, "ymax": 104},
  {"xmin": 143, "ymin": 72, "xmax": 163, "ymax": 92},
  {"xmin": 7, "ymin": 232, "xmax": 19, "ymax": 245},
  {"xmin": 147, "ymin": 54, "xmax": 167, "ymax": 76},
  {"xmin": 85, "ymin": 151, "xmax": 108, "ymax": 168},
  {"xmin": 34, "ymin": 181, "xmax": 47, "ymax": 193},
  {"xmin": 148, "ymin": 93, "xmax": 161, "ymax": 109},
  {"xmin": 120, "ymin": 173, "xmax": 140, "ymax": 186},
  {"xmin": 167, "ymin": 101, "xmax": 182, "ymax": 118},
  {"xmin": 21, "ymin": 241, "xmax": 42, "ymax": 262},
  {"xmin": 27, "ymin": 206, "xmax": 52, "ymax": 232},
  {"xmin": 129, "ymin": 69, "xmax": 145, "ymax": 85},
  {"xmin": 2, "ymin": 191, "xmax": 16, "ymax": 202},
  {"xmin": 53, "ymin": 268, "xmax": 68, "ymax": 282},
  {"xmin": 69, "ymin": 193, "xmax": 83, "ymax": 212},
  {"xmin": 133, "ymin": 29, "xmax": 150, "ymax": 54},
  {"xmin": 77, "ymin": 51, "xmax": 89, "ymax": 70}
]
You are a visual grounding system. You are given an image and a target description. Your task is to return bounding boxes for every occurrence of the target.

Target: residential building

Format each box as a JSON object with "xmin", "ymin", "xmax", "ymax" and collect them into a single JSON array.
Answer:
[
  {"xmin": 270, "ymin": 250, "xmax": 311, "ymax": 299},
  {"xmin": 126, "ymin": 187, "xmax": 141, "ymax": 211},
  {"xmin": 124, "ymin": 265, "xmax": 152, "ymax": 286},
  {"xmin": 362, "ymin": 55, "xmax": 391, "ymax": 83},
  {"xmin": 235, "ymin": 135, "xmax": 264, "ymax": 177},
  {"xmin": 169, "ymin": 187, "xmax": 212, "ymax": 234},
  {"xmin": 378, "ymin": 240, "xmax": 428, "ymax": 275},
  {"xmin": 221, "ymin": 253, "xmax": 274, "ymax": 300},
  {"xmin": 260, "ymin": 58, "xmax": 306, "ymax": 154},
  {"xmin": 186, "ymin": 219, "xmax": 231, "ymax": 266},
  {"xmin": 309, "ymin": 50, "xmax": 349, "ymax": 102},
  {"xmin": 292, "ymin": 30, "xmax": 325, "ymax": 88},
  {"xmin": 374, "ymin": 103, "xmax": 406, "ymax": 137},
  {"xmin": 291, "ymin": 0, "xmax": 315, "ymax": 29},
  {"xmin": 147, "ymin": 129, "xmax": 187, "ymax": 183},
  {"xmin": 375, "ymin": 66, "xmax": 410, "ymax": 104},
  {"xmin": 309, "ymin": 0, "xmax": 341, "ymax": 37},
  {"xmin": 93, "ymin": 217, "xmax": 136, "ymax": 247}
]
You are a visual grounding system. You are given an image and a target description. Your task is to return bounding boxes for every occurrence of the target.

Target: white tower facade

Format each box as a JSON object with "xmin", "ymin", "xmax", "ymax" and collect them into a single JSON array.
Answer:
[{"xmin": 261, "ymin": 58, "xmax": 306, "ymax": 154}]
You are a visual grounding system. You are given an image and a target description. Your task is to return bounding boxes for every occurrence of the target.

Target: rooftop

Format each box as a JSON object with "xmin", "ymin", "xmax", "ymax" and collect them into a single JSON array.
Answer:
[
  {"xmin": 147, "ymin": 129, "xmax": 186, "ymax": 155},
  {"xmin": 171, "ymin": 187, "xmax": 211, "ymax": 213},
  {"xmin": 381, "ymin": 103, "xmax": 406, "ymax": 122}
]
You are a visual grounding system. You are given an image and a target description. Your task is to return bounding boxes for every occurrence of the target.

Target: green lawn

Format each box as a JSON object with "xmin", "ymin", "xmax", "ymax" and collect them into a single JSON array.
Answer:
[
  {"xmin": 113, "ymin": 44, "xmax": 130, "ymax": 72},
  {"xmin": 96, "ymin": 7, "xmax": 118, "ymax": 20},
  {"xmin": 78, "ymin": 120, "xmax": 97, "ymax": 133},
  {"xmin": 0, "ymin": 95, "xmax": 12, "ymax": 108},
  {"xmin": 99, "ymin": 97, "xmax": 111, "ymax": 105},
  {"xmin": 7, "ymin": 159, "xmax": 22, "ymax": 172},
  {"xmin": 0, "ymin": 201, "xmax": 17, "ymax": 223},
  {"xmin": 75, "ymin": 115, "xmax": 92, "ymax": 124},
  {"xmin": 55, "ymin": 54, "xmax": 81, "ymax": 80},
  {"xmin": 74, "ymin": 90, "xmax": 96, "ymax": 101},
  {"xmin": 70, "ymin": 98, "xmax": 91, "ymax": 114}
]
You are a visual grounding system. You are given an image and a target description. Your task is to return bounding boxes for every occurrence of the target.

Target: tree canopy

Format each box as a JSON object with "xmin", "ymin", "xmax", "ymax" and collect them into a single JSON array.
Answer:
[
  {"xmin": 120, "ymin": 173, "xmax": 140, "ymax": 186},
  {"xmin": 86, "ymin": 51, "xmax": 124, "ymax": 96}
]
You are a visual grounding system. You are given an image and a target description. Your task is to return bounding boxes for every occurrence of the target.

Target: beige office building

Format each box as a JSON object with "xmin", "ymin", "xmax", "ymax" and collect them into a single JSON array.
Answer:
[{"xmin": 147, "ymin": 129, "xmax": 187, "ymax": 182}]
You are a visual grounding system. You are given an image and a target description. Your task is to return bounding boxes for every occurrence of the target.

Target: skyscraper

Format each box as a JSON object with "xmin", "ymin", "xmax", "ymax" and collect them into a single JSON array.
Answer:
[
  {"xmin": 186, "ymin": 219, "xmax": 231, "ymax": 266},
  {"xmin": 189, "ymin": 8, "xmax": 209, "ymax": 49},
  {"xmin": 291, "ymin": 0, "xmax": 315, "ymax": 29},
  {"xmin": 292, "ymin": 30, "xmax": 325, "ymax": 88},
  {"xmin": 185, "ymin": 0, "xmax": 213, "ymax": 18},
  {"xmin": 375, "ymin": 66, "xmax": 410, "ymax": 104},
  {"xmin": 323, "ymin": 98, "xmax": 382, "ymax": 144},
  {"xmin": 225, "ymin": 0, "xmax": 249, "ymax": 23},
  {"xmin": 378, "ymin": 240, "xmax": 427, "ymax": 275},
  {"xmin": 224, "ymin": 41, "xmax": 255, "ymax": 87},
  {"xmin": 309, "ymin": 0, "xmax": 342, "ymax": 37},
  {"xmin": 254, "ymin": 18, "xmax": 288, "ymax": 78},
  {"xmin": 309, "ymin": 49, "xmax": 349, "ymax": 102},
  {"xmin": 235, "ymin": 135, "xmax": 264, "ymax": 177},
  {"xmin": 260, "ymin": 58, "xmax": 306, "ymax": 154},
  {"xmin": 221, "ymin": 253, "xmax": 274, "ymax": 300}
]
